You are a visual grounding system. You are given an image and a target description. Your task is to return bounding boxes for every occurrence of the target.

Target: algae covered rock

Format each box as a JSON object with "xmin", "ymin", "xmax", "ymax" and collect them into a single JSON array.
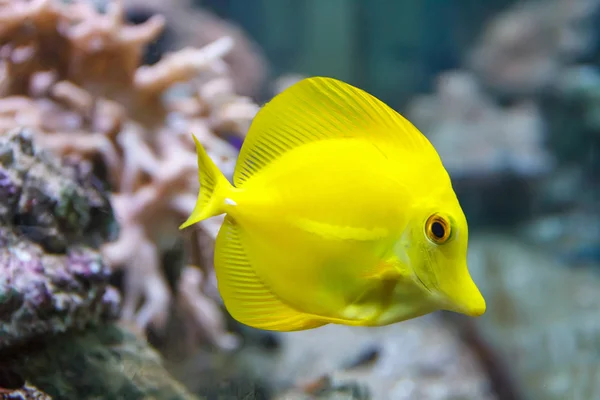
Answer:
[
  {"xmin": 0, "ymin": 127, "xmax": 119, "ymax": 350},
  {"xmin": 0, "ymin": 385, "xmax": 52, "ymax": 400},
  {"xmin": 0, "ymin": 127, "xmax": 196, "ymax": 399},
  {"xmin": 0, "ymin": 128, "xmax": 116, "ymax": 252},
  {"xmin": 8, "ymin": 324, "xmax": 197, "ymax": 400}
]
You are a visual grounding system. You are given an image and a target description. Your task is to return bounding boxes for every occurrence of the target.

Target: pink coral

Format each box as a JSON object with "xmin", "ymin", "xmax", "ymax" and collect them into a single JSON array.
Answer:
[{"xmin": 123, "ymin": 0, "xmax": 269, "ymax": 98}]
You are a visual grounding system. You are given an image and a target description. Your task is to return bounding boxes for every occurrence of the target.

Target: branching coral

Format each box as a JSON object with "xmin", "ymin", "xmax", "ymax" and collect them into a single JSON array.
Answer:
[
  {"xmin": 0, "ymin": 0, "xmax": 260, "ymax": 350},
  {"xmin": 122, "ymin": 0, "xmax": 269, "ymax": 98}
]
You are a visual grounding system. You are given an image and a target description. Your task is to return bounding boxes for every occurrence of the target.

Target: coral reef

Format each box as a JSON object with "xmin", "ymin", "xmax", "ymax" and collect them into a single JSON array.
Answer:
[
  {"xmin": 404, "ymin": 70, "xmax": 552, "ymax": 227},
  {"xmin": 0, "ymin": 126, "xmax": 196, "ymax": 399},
  {"xmin": 3, "ymin": 2, "xmax": 596, "ymax": 399},
  {"xmin": 406, "ymin": 70, "xmax": 552, "ymax": 179},
  {"xmin": 398, "ymin": 2, "xmax": 600, "ymax": 398},
  {"xmin": 407, "ymin": 0, "xmax": 600, "ymax": 177},
  {"xmin": 0, "ymin": 0, "xmax": 259, "ymax": 349},
  {"xmin": 0, "ymin": 127, "xmax": 118, "ymax": 350},
  {"xmin": 405, "ymin": 0, "xmax": 600, "ymax": 229},
  {"xmin": 123, "ymin": 0, "xmax": 270, "ymax": 98},
  {"xmin": 467, "ymin": 0, "xmax": 600, "ymax": 96}
]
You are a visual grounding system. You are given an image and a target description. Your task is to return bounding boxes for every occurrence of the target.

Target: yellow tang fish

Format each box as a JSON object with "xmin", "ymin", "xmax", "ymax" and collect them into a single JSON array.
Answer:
[{"xmin": 180, "ymin": 76, "xmax": 486, "ymax": 332}]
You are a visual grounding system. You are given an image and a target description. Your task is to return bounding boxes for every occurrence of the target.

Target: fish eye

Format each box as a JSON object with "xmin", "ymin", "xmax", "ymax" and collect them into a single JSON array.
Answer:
[{"xmin": 425, "ymin": 214, "xmax": 451, "ymax": 244}]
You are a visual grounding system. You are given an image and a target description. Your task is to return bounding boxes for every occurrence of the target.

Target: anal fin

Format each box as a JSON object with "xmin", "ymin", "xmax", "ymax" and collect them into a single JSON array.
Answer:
[{"xmin": 214, "ymin": 215, "xmax": 326, "ymax": 332}]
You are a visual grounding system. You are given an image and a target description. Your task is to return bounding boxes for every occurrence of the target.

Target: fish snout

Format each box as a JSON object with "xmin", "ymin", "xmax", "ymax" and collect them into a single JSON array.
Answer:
[{"xmin": 440, "ymin": 269, "xmax": 486, "ymax": 317}]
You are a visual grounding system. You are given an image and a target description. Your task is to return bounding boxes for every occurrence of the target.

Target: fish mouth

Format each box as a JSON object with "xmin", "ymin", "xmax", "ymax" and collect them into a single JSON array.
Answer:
[
  {"xmin": 441, "ymin": 271, "xmax": 486, "ymax": 317},
  {"xmin": 451, "ymin": 295, "xmax": 486, "ymax": 317}
]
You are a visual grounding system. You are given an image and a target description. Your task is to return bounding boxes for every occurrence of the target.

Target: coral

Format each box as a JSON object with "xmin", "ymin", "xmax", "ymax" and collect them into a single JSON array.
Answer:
[
  {"xmin": 0, "ymin": 0, "xmax": 260, "ymax": 349},
  {"xmin": 405, "ymin": 1, "xmax": 600, "ymax": 230},
  {"xmin": 123, "ymin": 0, "xmax": 269, "ymax": 98},
  {"xmin": 405, "ymin": 70, "xmax": 552, "ymax": 178},
  {"xmin": 176, "ymin": 266, "xmax": 240, "ymax": 350},
  {"xmin": 0, "ymin": 129, "xmax": 194, "ymax": 399},
  {"xmin": 0, "ymin": 127, "xmax": 119, "ymax": 350},
  {"xmin": 271, "ymin": 73, "xmax": 307, "ymax": 96},
  {"xmin": 405, "ymin": 69, "xmax": 558, "ymax": 227},
  {"xmin": 467, "ymin": 0, "xmax": 600, "ymax": 95}
]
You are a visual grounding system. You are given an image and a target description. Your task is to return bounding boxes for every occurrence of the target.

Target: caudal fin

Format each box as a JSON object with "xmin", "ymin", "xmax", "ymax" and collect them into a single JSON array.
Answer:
[{"xmin": 179, "ymin": 135, "xmax": 233, "ymax": 229}]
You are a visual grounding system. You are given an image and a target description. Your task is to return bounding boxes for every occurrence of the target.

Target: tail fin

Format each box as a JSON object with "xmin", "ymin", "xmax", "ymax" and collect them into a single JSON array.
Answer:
[{"xmin": 179, "ymin": 135, "xmax": 234, "ymax": 229}]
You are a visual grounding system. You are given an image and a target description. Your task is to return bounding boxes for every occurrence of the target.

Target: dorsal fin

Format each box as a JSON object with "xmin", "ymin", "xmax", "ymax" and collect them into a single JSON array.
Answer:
[{"xmin": 233, "ymin": 76, "xmax": 438, "ymax": 187}]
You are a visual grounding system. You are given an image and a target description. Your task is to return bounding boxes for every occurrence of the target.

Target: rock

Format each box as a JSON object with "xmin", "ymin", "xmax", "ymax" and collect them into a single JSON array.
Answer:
[
  {"xmin": 267, "ymin": 317, "xmax": 495, "ymax": 400},
  {"xmin": 465, "ymin": 234, "xmax": 600, "ymax": 400},
  {"xmin": 0, "ymin": 128, "xmax": 119, "ymax": 350},
  {"xmin": 520, "ymin": 210, "xmax": 600, "ymax": 266},
  {"xmin": 0, "ymin": 127, "xmax": 196, "ymax": 399},
  {"xmin": 0, "ymin": 383, "xmax": 51, "ymax": 400},
  {"xmin": 0, "ymin": 128, "xmax": 116, "ymax": 252},
  {"xmin": 5, "ymin": 324, "xmax": 197, "ymax": 400},
  {"xmin": 544, "ymin": 65, "xmax": 600, "ymax": 175},
  {"xmin": 164, "ymin": 342, "xmax": 274, "ymax": 399}
]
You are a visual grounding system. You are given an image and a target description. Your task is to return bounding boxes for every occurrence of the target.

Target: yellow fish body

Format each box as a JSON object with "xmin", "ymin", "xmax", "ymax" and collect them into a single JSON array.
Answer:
[{"xmin": 180, "ymin": 77, "xmax": 486, "ymax": 331}]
